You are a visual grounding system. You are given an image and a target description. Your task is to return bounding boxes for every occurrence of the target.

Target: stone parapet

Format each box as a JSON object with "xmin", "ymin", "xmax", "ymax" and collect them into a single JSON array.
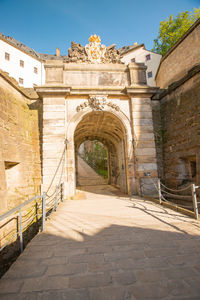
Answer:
[{"xmin": 128, "ymin": 62, "xmax": 147, "ymax": 85}]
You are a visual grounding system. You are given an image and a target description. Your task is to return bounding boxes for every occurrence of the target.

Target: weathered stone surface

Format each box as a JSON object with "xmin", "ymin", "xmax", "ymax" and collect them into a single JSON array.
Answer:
[
  {"xmin": 153, "ymin": 70, "xmax": 200, "ymax": 188},
  {"xmin": 0, "ymin": 278, "xmax": 23, "ymax": 294},
  {"xmin": 0, "ymin": 77, "xmax": 41, "ymax": 212},
  {"xmin": 67, "ymin": 41, "xmax": 123, "ymax": 64},
  {"xmin": 21, "ymin": 276, "xmax": 69, "ymax": 292},
  {"xmin": 46, "ymin": 263, "xmax": 87, "ymax": 276},
  {"xmin": 69, "ymin": 273, "xmax": 112, "ymax": 288}
]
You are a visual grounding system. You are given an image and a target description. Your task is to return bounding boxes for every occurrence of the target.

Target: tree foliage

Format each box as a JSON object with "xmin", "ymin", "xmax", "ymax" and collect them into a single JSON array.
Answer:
[
  {"xmin": 84, "ymin": 141, "xmax": 108, "ymax": 178},
  {"xmin": 152, "ymin": 8, "xmax": 200, "ymax": 56}
]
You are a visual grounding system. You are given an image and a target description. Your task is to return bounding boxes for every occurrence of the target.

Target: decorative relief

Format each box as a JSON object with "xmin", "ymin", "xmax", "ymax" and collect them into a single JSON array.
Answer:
[
  {"xmin": 67, "ymin": 35, "xmax": 123, "ymax": 64},
  {"xmin": 76, "ymin": 96, "xmax": 120, "ymax": 112},
  {"xmin": 85, "ymin": 35, "xmax": 106, "ymax": 64}
]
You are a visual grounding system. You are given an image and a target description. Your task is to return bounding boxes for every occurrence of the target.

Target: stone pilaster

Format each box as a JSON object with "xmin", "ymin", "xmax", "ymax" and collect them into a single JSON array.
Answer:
[
  {"xmin": 131, "ymin": 97, "xmax": 158, "ymax": 196},
  {"xmin": 42, "ymin": 96, "xmax": 66, "ymax": 194}
]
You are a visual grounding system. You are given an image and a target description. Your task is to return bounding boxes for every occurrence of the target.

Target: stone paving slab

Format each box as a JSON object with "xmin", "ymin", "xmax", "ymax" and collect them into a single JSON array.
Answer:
[{"xmin": 1, "ymin": 185, "xmax": 200, "ymax": 299}]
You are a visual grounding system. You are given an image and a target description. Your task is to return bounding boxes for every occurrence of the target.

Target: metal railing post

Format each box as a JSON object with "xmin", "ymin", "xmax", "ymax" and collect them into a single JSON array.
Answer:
[
  {"xmin": 61, "ymin": 182, "xmax": 64, "ymax": 202},
  {"xmin": 158, "ymin": 179, "xmax": 162, "ymax": 204},
  {"xmin": 55, "ymin": 185, "xmax": 59, "ymax": 210},
  {"xmin": 42, "ymin": 192, "xmax": 46, "ymax": 231},
  {"xmin": 192, "ymin": 184, "xmax": 198, "ymax": 220},
  {"xmin": 19, "ymin": 208, "xmax": 23, "ymax": 253}
]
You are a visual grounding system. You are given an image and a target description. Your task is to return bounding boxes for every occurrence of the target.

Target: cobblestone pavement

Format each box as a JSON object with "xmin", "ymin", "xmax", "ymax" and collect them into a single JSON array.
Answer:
[{"xmin": 1, "ymin": 184, "xmax": 200, "ymax": 300}]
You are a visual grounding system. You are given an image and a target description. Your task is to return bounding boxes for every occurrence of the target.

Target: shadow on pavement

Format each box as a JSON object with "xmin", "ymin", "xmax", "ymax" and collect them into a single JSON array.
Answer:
[{"xmin": 1, "ymin": 221, "xmax": 200, "ymax": 299}]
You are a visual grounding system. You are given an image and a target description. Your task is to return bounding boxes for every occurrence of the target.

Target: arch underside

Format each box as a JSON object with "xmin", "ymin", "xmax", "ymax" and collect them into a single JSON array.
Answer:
[{"xmin": 74, "ymin": 111, "xmax": 128, "ymax": 193}]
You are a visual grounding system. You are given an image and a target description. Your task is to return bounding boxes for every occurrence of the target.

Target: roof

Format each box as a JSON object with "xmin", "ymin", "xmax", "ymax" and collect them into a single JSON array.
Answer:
[
  {"xmin": 0, "ymin": 32, "xmax": 42, "ymax": 61},
  {"xmin": 0, "ymin": 69, "xmax": 38, "ymax": 99},
  {"xmin": 0, "ymin": 32, "xmax": 159, "ymax": 62},
  {"xmin": 39, "ymin": 53, "xmax": 68, "ymax": 60},
  {"xmin": 119, "ymin": 44, "xmax": 144, "ymax": 55}
]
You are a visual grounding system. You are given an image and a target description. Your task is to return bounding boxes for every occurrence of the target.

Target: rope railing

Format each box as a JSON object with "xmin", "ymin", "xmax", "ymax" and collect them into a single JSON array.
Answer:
[
  {"xmin": 0, "ymin": 139, "xmax": 68, "ymax": 260},
  {"xmin": 160, "ymin": 181, "xmax": 192, "ymax": 192},
  {"xmin": 0, "ymin": 182, "xmax": 65, "ymax": 254},
  {"xmin": 139, "ymin": 174, "xmax": 199, "ymax": 219},
  {"xmin": 157, "ymin": 179, "xmax": 199, "ymax": 220}
]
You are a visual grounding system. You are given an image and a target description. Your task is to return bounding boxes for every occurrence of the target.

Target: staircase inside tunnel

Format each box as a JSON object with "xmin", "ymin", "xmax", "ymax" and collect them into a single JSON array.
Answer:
[{"xmin": 74, "ymin": 111, "xmax": 128, "ymax": 193}]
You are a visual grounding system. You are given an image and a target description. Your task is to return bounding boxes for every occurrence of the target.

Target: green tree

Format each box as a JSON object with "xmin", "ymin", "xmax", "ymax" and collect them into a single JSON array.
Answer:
[{"xmin": 152, "ymin": 8, "xmax": 200, "ymax": 56}]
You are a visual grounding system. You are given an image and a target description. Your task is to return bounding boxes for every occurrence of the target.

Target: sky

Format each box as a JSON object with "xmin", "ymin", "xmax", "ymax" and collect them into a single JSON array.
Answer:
[{"xmin": 0, "ymin": 0, "xmax": 199, "ymax": 55}]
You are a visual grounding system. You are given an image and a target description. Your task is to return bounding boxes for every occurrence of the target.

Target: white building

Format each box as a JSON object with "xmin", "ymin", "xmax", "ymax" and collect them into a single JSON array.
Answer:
[
  {"xmin": 0, "ymin": 33, "xmax": 162, "ymax": 88},
  {"xmin": 0, "ymin": 33, "xmax": 45, "ymax": 88},
  {"xmin": 120, "ymin": 43, "xmax": 162, "ymax": 86}
]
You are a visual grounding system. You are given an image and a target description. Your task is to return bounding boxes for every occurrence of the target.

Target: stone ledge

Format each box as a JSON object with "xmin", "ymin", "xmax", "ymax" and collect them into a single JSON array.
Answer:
[{"xmin": 153, "ymin": 63, "xmax": 200, "ymax": 101}]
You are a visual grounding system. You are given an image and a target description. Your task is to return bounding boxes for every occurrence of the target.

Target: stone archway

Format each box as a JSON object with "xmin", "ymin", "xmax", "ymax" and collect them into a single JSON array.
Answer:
[
  {"xmin": 36, "ymin": 41, "xmax": 159, "ymax": 198},
  {"xmin": 74, "ymin": 111, "xmax": 128, "ymax": 193}
]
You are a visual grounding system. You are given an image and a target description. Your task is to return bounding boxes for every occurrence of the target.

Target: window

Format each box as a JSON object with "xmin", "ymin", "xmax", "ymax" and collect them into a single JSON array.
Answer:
[
  {"xmin": 146, "ymin": 54, "xmax": 151, "ymax": 61},
  {"xmin": 34, "ymin": 67, "xmax": 38, "ymax": 74},
  {"xmin": 178, "ymin": 156, "xmax": 197, "ymax": 185},
  {"xmin": 131, "ymin": 58, "xmax": 135, "ymax": 62},
  {"xmin": 147, "ymin": 71, "xmax": 153, "ymax": 78},
  {"xmin": 4, "ymin": 161, "xmax": 20, "ymax": 193},
  {"xmin": 19, "ymin": 78, "xmax": 24, "ymax": 85},
  {"xmin": 20, "ymin": 60, "xmax": 24, "ymax": 67},
  {"xmin": 5, "ymin": 52, "xmax": 10, "ymax": 61}
]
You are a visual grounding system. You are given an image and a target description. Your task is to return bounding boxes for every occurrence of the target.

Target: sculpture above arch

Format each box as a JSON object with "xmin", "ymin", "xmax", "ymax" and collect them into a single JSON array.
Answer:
[
  {"xmin": 85, "ymin": 34, "xmax": 106, "ymax": 64},
  {"xmin": 67, "ymin": 35, "xmax": 122, "ymax": 64},
  {"xmin": 76, "ymin": 96, "xmax": 120, "ymax": 112}
]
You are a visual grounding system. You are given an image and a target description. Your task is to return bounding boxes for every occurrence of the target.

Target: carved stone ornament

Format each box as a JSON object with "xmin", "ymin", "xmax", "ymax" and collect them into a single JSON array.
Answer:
[
  {"xmin": 76, "ymin": 96, "xmax": 120, "ymax": 112},
  {"xmin": 85, "ymin": 35, "xmax": 106, "ymax": 64},
  {"xmin": 67, "ymin": 35, "xmax": 123, "ymax": 64}
]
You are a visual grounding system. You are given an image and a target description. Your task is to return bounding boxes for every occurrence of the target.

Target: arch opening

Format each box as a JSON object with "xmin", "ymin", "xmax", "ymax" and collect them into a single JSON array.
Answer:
[{"xmin": 74, "ymin": 111, "xmax": 128, "ymax": 193}]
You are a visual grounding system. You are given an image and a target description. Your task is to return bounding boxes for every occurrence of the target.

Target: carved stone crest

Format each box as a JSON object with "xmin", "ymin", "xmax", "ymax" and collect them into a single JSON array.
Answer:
[
  {"xmin": 76, "ymin": 96, "xmax": 120, "ymax": 112},
  {"xmin": 67, "ymin": 35, "xmax": 123, "ymax": 64},
  {"xmin": 85, "ymin": 35, "xmax": 106, "ymax": 64}
]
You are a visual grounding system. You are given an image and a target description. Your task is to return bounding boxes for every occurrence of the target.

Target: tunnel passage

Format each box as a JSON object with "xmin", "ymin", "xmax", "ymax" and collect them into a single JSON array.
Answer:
[{"xmin": 74, "ymin": 111, "xmax": 128, "ymax": 193}]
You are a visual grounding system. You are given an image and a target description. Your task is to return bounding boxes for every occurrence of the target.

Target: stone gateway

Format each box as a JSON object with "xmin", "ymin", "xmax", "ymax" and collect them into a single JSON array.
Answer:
[{"xmin": 35, "ymin": 35, "xmax": 159, "ymax": 198}]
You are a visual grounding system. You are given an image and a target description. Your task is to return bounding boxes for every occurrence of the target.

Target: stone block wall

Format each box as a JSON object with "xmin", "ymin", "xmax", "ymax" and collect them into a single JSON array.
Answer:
[
  {"xmin": 0, "ymin": 73, "xmax": 41, "ymax": 212},
  {"xmin": 153, "ymin": 68, "xmax": 200, "ymax": 188},
  {"xmin": 151, "ymin": 100, "xmax": 164, "ymax": 180}
]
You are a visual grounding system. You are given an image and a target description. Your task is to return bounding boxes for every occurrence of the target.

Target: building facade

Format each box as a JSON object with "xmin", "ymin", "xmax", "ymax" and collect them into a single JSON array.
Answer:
[
  {"xmin": 120, "ymin": 44, "xmax": 161, "ymax": 87},
  {"xmin": 0, "ymin": 33, "xmax": 45, "ymax": 88}
]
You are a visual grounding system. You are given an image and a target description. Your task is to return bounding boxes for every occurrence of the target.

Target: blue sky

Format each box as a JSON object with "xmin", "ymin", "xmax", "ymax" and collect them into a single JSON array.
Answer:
[{"xmin": 0, "ymin": 0, "xmax": 199, "ymax": 55}]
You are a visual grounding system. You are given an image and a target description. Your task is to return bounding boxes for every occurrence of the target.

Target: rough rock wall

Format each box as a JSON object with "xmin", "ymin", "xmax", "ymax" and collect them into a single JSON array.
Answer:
[
  {"xmin": 0, "ymin": 73, "xmax": 41, "ymax": 212},
  {"xmin": 151, "ymin": 100, "xmax": 163, "ymax": 180},
  {"xmin": 153, "ymin": 70, "xmax": 200, "ymax": 188}
]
